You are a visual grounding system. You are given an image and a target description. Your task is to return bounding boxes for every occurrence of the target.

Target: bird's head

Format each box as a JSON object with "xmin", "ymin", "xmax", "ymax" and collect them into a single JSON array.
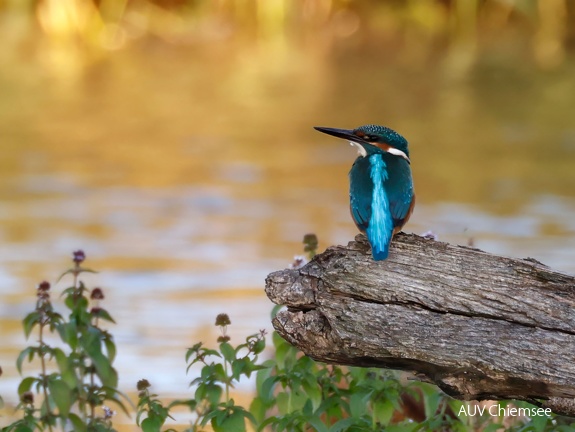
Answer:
[{"xmin": 314, "ymin": 124, "xmax": 410, "ymax": 163}]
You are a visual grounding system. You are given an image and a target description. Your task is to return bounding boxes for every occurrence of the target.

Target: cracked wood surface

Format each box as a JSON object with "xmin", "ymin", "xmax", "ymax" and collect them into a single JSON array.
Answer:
[{"xmin": 265, "ymin": 233, "xmax": 575, "ymax": 416}]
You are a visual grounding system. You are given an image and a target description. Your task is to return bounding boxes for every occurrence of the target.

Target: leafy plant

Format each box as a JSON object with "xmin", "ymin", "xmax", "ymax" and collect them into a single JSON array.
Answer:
[
  {"xmin": 3, "ymin": 250, "xmax": 130, "ymax": 432},
  {"xmin": 1, "ymin": 243, "xmax": 575, "ymax": 431}
]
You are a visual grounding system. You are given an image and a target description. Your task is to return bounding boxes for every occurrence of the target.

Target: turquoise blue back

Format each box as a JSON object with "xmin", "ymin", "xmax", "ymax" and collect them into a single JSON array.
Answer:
[{"xmin": 349, "ymin": 152, "xmax": 414, "ymax": 260}]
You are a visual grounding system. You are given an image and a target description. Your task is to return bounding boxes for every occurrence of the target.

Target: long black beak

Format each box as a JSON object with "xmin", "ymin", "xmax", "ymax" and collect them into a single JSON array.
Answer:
[{"xmin": 314, "ymin": 126, "xmax": 364, "ymax": 143}]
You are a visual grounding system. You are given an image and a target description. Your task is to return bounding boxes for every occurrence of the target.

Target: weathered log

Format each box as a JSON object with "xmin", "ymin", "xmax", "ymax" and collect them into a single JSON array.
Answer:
[{"xmin": 265, "ymin": 233, "xmax": 575, "ymax": 416}]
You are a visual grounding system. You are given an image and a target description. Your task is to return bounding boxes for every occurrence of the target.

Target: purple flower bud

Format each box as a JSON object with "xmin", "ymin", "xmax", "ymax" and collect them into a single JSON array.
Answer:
[
  {"xmin": 21, "ymin": 391, "xmax": 34, "ymax": 404},
  {"xmin": 72, "ymin": 250, "xmax": 86, "ymax": 264},
  {"xmin": 91, "ymin": 288, "xmax": 104, "ymax": 300},
  {"xmin": 215, "ymin": 313, "xmax": 231, "ymax": 327},
  {"xmin": 37, "ymin": 281, "xmax": 51, "ymax": 292},
  {"xmin": 137, "ymin": 379, "xmax": 151, "ymax": 391},
  {"xmin": 90, "ymin": 307, "xmax": 102, "ymax": 315}
]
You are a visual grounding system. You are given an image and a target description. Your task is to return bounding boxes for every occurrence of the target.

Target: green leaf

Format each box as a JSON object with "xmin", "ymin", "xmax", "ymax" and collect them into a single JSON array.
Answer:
[
  {"xmin": 212, "ymin": 363, "xmax": 227, "ymax": 383},
  {"xmin": 219, "ymin": 342, "xmax": 235, "ymax": 363},
  {"xmin": 258, "ymin": 415, "xmax": 279, "ymax": 431},
  {"xmin": 136, "ymin": 408, "xmax": 146, "ymax": 426},
  {"xmin": 57, "ymin": 321, "xmax": 78, "ymax": 349},
  {"xmin": 526, "ymin": 410, "xmax": 552, "ymax": 432},
  {"xmin": 302, "ymin": 377, "xmax": 322, "ymax": 412},
  {"xmin": 478, "ymin": 425, "xmax": 501, "ymax": 432},
  {"xmin": 202, "ymin": 384, "xmax": 223, "ymax": 406},
  {"xmin": 17, "ymin": 377, "xmax": 38, "ymax": 396},
  {"xmin": 92, "ymin": 308, "xmax": 116, "ymax": 324},
  {"xmin": 249, "ymin": 397, "xmax": 266, "ymax": 424},
  {"xmin": 168, "ymin": 399, "xmax": 197, "ymax": 411},
  {"xmin": 47, "ymin": 378, "xmax": 72, "ymax": 418},
  {"xmin": 231, "ymin": 358, "xmax": 247, "ymax": 380},
  {"xmin": 349, "ymin": 390, "xmax": 371, "ymax": 418},
  {"xmin": 237, "ymin": 406, "xmax": 257, "ymax": 426},
  {"xmin": 200, "ymin": 408, "xmax": 220, "ymax": 426},
  {"xmin": 255, "ymin": 363, "xmax": 276, "ymax": 403},
  {"xmin": 212, "ymin": 410, "xmax": 246, "ymax": 432},
  {"xmin": 384, "ymin": 424, "xmax": 420, "ymax": 432},
  {"xmin": 103, "ymin": 333, "xmax": 116, "ymax": 362},
  {"xmin": 141, "ymin": 414, "xmax": 163, "ymax": 432},
  {"xmin": 424, "ymin": 388, "xmax": 442, "ymax": 418},
  {"xmin": 306, "ymin": 416, "xmax": 328, "ymax": 432},
  {"xmin": 302, "ymin": 398, "xmax": 313, "ymax": 416},
  {"xmin": 252, "ymin": 338, "xmax": 265, "ymax": 355},
  {"xmin": 66, "ymin": 413, "xmax": 85, "ymax": 432},
  {"xmin": 52, "ymin": 348, "xmax": 68, "ymax": 373},
  {"xmin": 54, "ymin": 349, "xmax": 78, "ymax": 389},
  {"xmin": 101, "ymin": 386, "xmax": 134, "ymax": 416},
  {"xmin": 65, "ymin": 294, "xmax": 89, "ymax": 312},
  {"xmin": 13, "ymin": 425, "xmax": 34, "ymax": 432},
  {"xmin": 274, "ymin": 334, "xmax": 291, "ymax": 369},
  {"xmin": 22, "ymin": 312, "xmax": 41, "ymax": 339},
  {"xmin": 16, "ymin": 347, "xmax": 36, "ymax": 374},
  {"xmin": 80, "ymin": 327, "xmax": 118, "ymax": 388},
  {"xmin": 329, "ymin": 418, "xmax": 360, "ymax": 432},
  {"xmin": 185, "ymin": 342, "xmax": 203, "ymax": 363},
  {"xmin": 276, "ymin": 392, "xmax": 290, "ymax": 415},
  {"xmin": 373, "ymin": 398, "xmax": 394, "ymax": 426},
  {"xmin": 57, "ymin": 268, "xmax": 98, "ymax": 283}
]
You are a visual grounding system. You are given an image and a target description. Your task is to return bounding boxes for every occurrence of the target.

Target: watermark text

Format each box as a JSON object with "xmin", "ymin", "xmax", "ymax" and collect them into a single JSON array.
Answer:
[{"xmin": 458, "ymin": 404, "xmax": 552, "ymax": 417}]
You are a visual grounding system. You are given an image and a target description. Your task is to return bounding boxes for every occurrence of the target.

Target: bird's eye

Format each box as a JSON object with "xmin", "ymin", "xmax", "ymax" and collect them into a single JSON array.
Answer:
[{"xmin": 365, "ymin": 135, "xmax": 376, "ymax": 141}]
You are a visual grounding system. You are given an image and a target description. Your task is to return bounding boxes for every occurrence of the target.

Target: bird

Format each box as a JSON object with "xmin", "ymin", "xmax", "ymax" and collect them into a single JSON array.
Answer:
[{"xmin": 314, "ymin": 124, "xmax": 415, "ymax": 260}]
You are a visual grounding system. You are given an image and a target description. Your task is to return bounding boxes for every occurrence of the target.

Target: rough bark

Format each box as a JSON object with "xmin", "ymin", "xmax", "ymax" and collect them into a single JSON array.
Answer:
[{"xmin": 265, "ymin": 233, "xmax": 575, "ymax": 416}]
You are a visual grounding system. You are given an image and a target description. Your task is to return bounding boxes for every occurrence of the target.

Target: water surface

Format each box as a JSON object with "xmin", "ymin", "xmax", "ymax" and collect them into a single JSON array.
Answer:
[{"xmin": 0, "ymin": 34, "xmax": 574, "ymax": 409}]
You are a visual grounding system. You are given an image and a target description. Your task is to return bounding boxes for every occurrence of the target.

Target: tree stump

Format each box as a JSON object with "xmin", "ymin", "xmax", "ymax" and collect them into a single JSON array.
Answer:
[{"xmin": 265, "ymin": 233, "xmax": 575, "ymax": 416}]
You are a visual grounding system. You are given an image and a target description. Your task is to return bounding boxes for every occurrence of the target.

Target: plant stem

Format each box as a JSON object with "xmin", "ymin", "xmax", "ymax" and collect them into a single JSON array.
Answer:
[
  {"xmin": 89, "ymin": 314, "xmax": 100, "ymax": 424},
  {"xmin": 71, "ymin": 264, "xmax": 88, "ymax": 421},
  {"xmin": 224, "ymin": 359, "xmax": 230, "ymax": 403},
  {"xmin": 39, "ymin": 323, "xmax": 54, "ymax": 432}
]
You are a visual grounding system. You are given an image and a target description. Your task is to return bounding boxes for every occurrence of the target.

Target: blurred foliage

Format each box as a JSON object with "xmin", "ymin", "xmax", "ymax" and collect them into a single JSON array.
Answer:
[{"xmin": 0, "ymin": 0, "xmax": 574, "ymax": 67}]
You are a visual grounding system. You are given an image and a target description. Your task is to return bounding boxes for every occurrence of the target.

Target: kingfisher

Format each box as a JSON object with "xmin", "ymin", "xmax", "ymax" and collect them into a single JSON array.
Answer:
[{"xmin": 314, "ymin": 124, "xmax": 414, "ymax": 260}]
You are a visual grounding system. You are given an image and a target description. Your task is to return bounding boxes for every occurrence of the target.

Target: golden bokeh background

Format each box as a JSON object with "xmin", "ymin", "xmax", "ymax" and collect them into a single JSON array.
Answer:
[{"xmin": 1, "ymin": 0, "xmax": 574, "ymax": 425}]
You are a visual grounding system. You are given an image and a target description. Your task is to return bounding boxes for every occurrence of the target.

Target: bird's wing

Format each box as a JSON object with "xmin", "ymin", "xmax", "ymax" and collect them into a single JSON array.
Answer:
[
  {"xmin": 384, "ymin": 157, "xmax": 414, "ymax": 230},
  {"xmin": 390, "ymin": 194, "xmax": 414, "ymax": 227},
  {"xmin": 349, "ymin": 157, "xmax": 373, "ymax": 232}
]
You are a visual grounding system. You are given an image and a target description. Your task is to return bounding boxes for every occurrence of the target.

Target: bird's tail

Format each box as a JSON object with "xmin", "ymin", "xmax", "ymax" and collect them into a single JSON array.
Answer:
[
  {"xmin": 370, "ymin": 242, "xmax": 390, "ymax": 260},
  {"xmin": 367, "ymin": 154, "xmax": 393, "ymax": 261}
]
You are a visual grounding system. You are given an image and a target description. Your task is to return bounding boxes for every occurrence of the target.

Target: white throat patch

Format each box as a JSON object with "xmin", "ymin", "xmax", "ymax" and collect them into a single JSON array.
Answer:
[
  {"xmin": 350, "ymin": 141, "xmax": 367, "ymax": 157},
  {"xmin": 386, "ymin": 147, "xmax": 410, "ymax": 162}
]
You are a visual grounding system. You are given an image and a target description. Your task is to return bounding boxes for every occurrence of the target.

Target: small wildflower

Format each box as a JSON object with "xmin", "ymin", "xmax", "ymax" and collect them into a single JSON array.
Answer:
[
  {"xmin": 91, "ymin": 288, "xmax": 104, "ymax": 300},
  {"xmin": 72, "ymin": 250, "xmax": 86, "ymax": 264},
  {"xmin": 137, "ymin": 379, "xmax": 151, "ymax": 391},
  {"xmin": 421, "ymin": 230, "xmax": 438, "ymax": 241},
  {"xmin": 102, "ymin": 406, "xmax": 116, "ymax": 419},
  {"xmin": 217, "ymin": 335, "xmax": 231, "ymax": 343},
  {"xmin": 215, "ymin": 313, "xmax": 231, "ymax": 327},
  {"xmin": 290, "ymin": 255, "xmax": 308, "ymax": 269},
  {"xmin": 90, "ymin": 307, "xmax": 102, "ymax": 316},
  {"xmin": 21, "ymin": 391, "xmax": 34, "ymax": 404},
  {"xmin": 37, "ymin": 281, "xmax": 50, "ymax": 292}
]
